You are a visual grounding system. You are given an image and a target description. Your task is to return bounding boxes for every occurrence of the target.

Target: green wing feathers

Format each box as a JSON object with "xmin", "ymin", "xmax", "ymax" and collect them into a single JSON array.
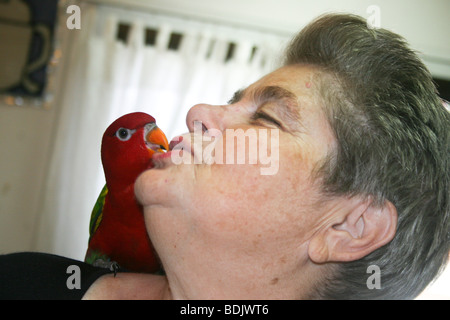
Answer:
[{"xmin": 89, "ymin": 184, "xmax": 108, "ymax": 241}]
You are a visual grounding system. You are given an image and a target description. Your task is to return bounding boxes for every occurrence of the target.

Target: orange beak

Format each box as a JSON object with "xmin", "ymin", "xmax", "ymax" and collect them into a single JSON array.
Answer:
[{"xmin": 146, "ymin": 126, "xmax": 169, "ymax": 156}]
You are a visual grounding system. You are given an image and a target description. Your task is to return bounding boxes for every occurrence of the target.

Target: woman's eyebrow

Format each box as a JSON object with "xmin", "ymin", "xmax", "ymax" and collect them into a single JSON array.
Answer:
[
  {"xmin": 253, "ymin": 86, "xmax": 302, "ymax": 130},
  {"xmin": 253, "ymin": 86, "xmax": 299, "ymax": 111},
  {"xmin": 228, "ymin": 88, "xmax": 246, "ymax": 104},
  {"xmin": 229, "ymin": 86, "xmax": 299, "ymax": 111},
  {"xmin": 228, "ymin": 85, "xmax": 303, "ymax": 131}
]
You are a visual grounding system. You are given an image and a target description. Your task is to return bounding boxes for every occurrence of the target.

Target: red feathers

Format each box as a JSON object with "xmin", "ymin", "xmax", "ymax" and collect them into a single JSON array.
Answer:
[{"xmin": 85, "ymin": 112, "xmax": 169, "ymax": 273}]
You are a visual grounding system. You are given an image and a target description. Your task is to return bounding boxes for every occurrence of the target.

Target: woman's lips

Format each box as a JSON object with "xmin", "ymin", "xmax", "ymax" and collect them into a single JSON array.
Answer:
[
  {"xmin": 152, "ymin": 135, "xmax": 192, "ymax": 163},
  {"xmin": 151, "ymin": 150, "xmax": 174, "ymax": 161},
  {"xmin": 169, "ymin": 136, "xmax": 183, "ymax": 151}
]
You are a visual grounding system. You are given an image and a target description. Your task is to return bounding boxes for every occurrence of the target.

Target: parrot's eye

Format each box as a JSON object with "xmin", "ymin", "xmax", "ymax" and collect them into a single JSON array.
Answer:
[{"xmin": 115, "ymin": 128, "xmax": 135, "ymax": 141}]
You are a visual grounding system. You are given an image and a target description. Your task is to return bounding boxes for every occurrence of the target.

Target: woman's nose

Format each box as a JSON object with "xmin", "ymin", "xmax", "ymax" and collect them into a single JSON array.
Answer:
[{"xmin": 186, "ymin": 104, "xmax": 226, "ymax": 132}]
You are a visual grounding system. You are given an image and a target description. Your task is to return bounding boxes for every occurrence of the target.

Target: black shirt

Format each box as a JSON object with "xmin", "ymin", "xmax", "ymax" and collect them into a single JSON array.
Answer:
[{"xmin": 0, "ymin": 252, "xmax": 113, "ymax": 300}]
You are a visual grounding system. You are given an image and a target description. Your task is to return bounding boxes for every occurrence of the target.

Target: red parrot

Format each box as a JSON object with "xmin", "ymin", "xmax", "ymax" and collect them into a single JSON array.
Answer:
[{"xmin": 85, "ymin": 112, "xmax": 169, "ymax": 273}]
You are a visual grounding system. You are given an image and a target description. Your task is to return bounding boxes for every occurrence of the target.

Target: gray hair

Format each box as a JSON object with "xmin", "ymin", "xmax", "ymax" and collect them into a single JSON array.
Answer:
[{"xmin": 285, "ymin": 13, "xmax": 450, "ymax": 299}]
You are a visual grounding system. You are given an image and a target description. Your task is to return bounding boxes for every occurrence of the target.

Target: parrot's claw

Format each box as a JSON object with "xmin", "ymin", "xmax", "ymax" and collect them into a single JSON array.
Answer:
[
  {"xmin": 93, "ymin": 259, "xmax": 120, "ymax": 277},
  {"xmin": 109, "ymin": 261, "xmax": 120, "ymax": 277}
]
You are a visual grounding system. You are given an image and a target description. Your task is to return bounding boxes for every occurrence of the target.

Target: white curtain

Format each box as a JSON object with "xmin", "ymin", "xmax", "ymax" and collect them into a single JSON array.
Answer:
[{"xmin": 33, "ymin": 3, "xmax": 290, "ymax": 260}]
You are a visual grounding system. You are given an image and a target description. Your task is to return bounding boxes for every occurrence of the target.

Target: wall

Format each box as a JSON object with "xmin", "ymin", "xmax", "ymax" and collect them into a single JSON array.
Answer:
[
  {"xmin": 0, "ymin": 4, "xmax": 73, "ymax": 254},
  {"xmin": 0, "ymin": 104, "xmax": 57, "ymax": 253}
]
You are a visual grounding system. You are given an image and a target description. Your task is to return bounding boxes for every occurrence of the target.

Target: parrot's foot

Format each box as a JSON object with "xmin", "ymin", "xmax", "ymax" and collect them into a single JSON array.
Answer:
[{"xmin": 93, "ymin": 259, "xmax": 120, "ymax": 277}]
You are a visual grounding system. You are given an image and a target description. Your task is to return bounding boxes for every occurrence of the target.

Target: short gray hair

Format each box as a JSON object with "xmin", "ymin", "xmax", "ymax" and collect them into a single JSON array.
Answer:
[{"xmin": 285, "ymin": 13, "xmax": 450, "ymax": 299}]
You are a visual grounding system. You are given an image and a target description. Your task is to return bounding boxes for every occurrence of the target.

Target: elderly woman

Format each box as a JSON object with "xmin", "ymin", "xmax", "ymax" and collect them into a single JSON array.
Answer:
[{"xmin": 1, "ymin": 13, "xmax": 449, "ymax": 300}]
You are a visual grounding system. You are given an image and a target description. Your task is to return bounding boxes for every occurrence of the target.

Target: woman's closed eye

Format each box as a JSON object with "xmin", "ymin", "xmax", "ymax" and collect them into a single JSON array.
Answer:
[{"xmin": 251, "ymin": 111, "xmax": 282, "ymax": 128}]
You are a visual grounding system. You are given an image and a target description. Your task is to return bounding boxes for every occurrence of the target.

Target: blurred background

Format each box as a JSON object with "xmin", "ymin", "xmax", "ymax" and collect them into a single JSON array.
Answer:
[{"xmin": 0, "ymin": 0, "xmax": 448, "ymax": 299}]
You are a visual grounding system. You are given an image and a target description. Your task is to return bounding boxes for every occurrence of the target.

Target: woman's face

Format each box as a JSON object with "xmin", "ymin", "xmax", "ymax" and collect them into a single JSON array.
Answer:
[{"xmin": 135, "ymin": 65, "xmax": 336, "ymax": 296}]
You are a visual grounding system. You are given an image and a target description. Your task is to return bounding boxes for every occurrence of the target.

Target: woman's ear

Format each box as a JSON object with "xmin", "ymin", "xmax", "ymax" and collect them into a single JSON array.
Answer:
[{"xmin": 308, "ymin": 197, "xmax": 397, "ymax": 263}]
